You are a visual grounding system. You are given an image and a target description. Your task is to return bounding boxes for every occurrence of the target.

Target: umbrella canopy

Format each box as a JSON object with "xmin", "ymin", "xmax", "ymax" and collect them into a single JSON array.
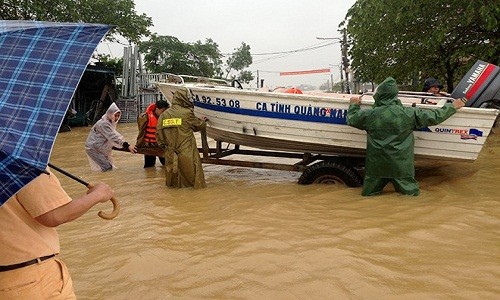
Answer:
[{"xmin": 0, "ymin": 21, "xmax": 111, "ymax": 205}]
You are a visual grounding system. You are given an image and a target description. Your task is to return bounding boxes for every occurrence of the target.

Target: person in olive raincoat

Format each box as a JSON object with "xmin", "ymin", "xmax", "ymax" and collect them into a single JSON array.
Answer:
[
  {"xmin": 347, "ymin": 77, "xmax": 465, "ymax": 196},
  {"xmin": 156, "ymin": 87, "xmax": 207, "ymax": 188}
]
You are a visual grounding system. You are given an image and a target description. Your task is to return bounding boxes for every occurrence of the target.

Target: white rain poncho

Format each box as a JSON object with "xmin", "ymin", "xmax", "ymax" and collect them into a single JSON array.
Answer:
[{"xmin": 85, "ymin": 103, "xmax": 127, "ymax": 171}]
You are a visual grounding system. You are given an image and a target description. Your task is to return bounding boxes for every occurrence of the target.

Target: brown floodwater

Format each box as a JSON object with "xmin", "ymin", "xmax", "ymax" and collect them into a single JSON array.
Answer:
[{"xmin": 51, "ymin": 123, "xmax": 500, "ymax": 299}]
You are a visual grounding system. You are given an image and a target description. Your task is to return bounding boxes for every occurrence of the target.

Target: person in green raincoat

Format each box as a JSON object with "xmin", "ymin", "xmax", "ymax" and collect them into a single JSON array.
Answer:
[
  {"xmin": 347, "ymin": 77, "xmax": 465, "ymax": 196},
  {"xmin": 156, "ymin": 87, "xmax": 207, "ymax": 188}
]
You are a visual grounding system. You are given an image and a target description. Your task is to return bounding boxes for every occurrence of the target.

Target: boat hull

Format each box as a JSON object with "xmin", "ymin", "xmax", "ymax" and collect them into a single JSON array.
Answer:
[{"xmin": 157, "ymin": 83, "xmax": 499, "ymax": 162}]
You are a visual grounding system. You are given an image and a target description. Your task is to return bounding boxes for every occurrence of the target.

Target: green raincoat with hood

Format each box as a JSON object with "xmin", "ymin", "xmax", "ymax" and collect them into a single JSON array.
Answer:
[
  {"xmin": 156, "ymin": 87, "xmax": 207, "ymax": 188},
  {"xmin": 347, "ymin": 77, "xmax": 457, "ymax": 196}
]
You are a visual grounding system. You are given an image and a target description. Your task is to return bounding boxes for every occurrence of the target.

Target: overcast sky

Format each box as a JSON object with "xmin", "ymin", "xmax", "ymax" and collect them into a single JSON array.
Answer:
[{"xmin": 99, "ymin": 0, "xmax": 357, "ymax": 88}]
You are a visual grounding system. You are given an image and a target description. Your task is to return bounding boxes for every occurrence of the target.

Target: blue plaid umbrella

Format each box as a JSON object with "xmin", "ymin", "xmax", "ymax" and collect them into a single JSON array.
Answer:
[{"xmin": 0, "ymin": 21, "xmax": 111, "ymax": 205}]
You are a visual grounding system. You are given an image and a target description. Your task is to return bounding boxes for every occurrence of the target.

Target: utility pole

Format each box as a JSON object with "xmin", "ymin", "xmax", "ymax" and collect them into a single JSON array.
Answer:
[
  {"xmin": 341, "ymin": 28, "xmax": 350, "ymax": 94},
  {"xmin": 315, "ymin": 36, "xmax": 342, "ymax": 92},
  {"xmin": 339, "ymin": 63, "xmax": 344, "ymax": 92}
]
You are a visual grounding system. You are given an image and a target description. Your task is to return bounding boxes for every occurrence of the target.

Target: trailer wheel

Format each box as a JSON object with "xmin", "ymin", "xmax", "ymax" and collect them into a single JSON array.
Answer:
[{"xmin": 298, "ymin": 161, "xmax": 363, "ymax": 187}]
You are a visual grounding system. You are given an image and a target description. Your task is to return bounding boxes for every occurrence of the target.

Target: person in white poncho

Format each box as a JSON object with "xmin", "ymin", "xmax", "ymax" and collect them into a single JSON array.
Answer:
[{"xmin": 85, "ymin": 102, "xmax": 137, "ymax": 171}]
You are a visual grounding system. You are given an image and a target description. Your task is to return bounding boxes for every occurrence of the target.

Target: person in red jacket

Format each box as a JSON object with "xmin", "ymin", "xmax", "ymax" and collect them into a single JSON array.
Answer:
[{"xmin": 136, "ymin": 100, "xmax": 169, "ymax": 168}]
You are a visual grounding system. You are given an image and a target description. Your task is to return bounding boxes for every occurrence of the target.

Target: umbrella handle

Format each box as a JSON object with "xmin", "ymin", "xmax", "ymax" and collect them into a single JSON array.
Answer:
[
  {"xmin": 86, "ymin": 183, "xmax": 121, "ymax": 220},
  {"xmin": 97, "ymin": 196, "xmax": 120, "ymax": 220}
]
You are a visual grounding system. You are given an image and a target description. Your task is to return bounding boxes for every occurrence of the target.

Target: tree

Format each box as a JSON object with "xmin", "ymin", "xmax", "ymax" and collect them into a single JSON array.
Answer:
[
  {"xmin": 94, "ymin": 54, "xmax": 123, "ymax": 76},
  {"xmin": 225, "ymin": 42, "xmax": 254, "ymax": 83},
  {"xmin": 237, "ymin": 70, "xmax": 254, "ymax": 85},
  {"xmin": 1, "ymin": 0, "xmax": 152, "ymax": 43},
  {"xmin": 139, "ymin": 36, "xmax": 254, "ymax": 83},
  {"xmin": 138, "ymin": 35, "xmax": 223, "ymax": 77},
  {"xmin": 191, "ymin": 39, "xmax": 224, "ymax": 78},
  {"xmin": 345, "ymin": 0, "xmax": 499, "ymax": 91}
]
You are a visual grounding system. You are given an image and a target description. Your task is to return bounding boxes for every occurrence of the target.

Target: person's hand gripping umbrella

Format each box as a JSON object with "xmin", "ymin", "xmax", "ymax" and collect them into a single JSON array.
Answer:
[
  {"xmin": 0, "ymin": 21, "xmax": 114, "ymax": 212},
  {"xmin": 48, "ymin": 163, "xmax": 120, "ymax": 220}
]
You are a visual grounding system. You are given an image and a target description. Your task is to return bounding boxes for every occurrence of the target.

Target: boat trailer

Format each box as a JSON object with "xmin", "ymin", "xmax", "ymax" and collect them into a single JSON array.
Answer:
[{"xmin": 132, "ymin": 131, "xmax": 365, "ymax": 187}]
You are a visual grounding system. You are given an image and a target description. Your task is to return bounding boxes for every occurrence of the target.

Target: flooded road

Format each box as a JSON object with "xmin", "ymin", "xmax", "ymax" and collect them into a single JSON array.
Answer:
[{"xmin": 51, "ymin": 123, "xmax": 500, "ymax": 299}]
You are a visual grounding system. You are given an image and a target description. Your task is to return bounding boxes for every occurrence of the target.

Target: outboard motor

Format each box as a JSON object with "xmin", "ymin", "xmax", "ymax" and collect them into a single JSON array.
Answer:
[{"xmin": 451, "ymin": 60, "xmax": 500, "ymax": 109}]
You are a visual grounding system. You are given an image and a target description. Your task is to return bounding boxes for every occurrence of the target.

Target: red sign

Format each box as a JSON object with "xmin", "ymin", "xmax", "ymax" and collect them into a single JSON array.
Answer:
[{"xmin": 279, "ymin": 68, "xmax": 331, "ymax": 76}]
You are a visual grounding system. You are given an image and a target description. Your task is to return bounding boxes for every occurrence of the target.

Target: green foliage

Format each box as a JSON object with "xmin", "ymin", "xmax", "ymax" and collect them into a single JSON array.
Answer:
[
  {"xmin": 191, "ymin": 39, "xmax": 224, "ymax": 78},
  {"xmin": 345, "ymin": 0, "xmax": 499, "ymax": 91},
  {"xmin": 1, "ymin": 0, "xmax": 152, "ymax": 43},
  {"xmin": 139, "ymin": 35, "xmax": 254, "ymax": 82},
  {"xmin": 237, "ymin": 70, "xmax": 254, "ymax": 84},
  {"xmin": 94, "ymin": 54, "xmax": 123, "ymax": 76},
  {"xmin": 138, "ymin": 35, "xmax": 223, "ymax": 77},
  {"xmin": 225, "ymin": 42, "xmax": 253, "ymax": 80}
]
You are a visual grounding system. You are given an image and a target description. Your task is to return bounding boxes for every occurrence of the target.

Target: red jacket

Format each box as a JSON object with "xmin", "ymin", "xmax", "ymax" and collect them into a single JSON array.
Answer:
[{"xmin": 144, "ymin": 103, "xmax": 158, "ymax": 143}]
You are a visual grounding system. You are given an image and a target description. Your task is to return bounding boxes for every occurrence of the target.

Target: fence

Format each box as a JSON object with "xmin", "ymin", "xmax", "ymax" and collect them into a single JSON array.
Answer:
[
  {"xmin": 117, "ymin": 72, "xmax": 167, "ymax": 123},
  {"xmin": 118, "ymin": 46, "xmax": 169, "ymax": 123}
]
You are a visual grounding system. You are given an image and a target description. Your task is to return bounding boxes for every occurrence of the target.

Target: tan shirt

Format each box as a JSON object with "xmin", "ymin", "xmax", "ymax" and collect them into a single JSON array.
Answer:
[{"xmin": 0, "ymin": 171, "xmax": 72, "ymax": 265}]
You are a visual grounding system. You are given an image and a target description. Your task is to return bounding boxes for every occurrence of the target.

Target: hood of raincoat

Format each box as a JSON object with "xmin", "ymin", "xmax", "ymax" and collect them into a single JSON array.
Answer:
[
  {"xmin": 102, "ymin": 102, "xmax": 121, "ymax": 126},
  {"xmin": 373, "ymin": 77, "xmax": 402, "ymax": 107},
  {"xmin": 172, "ymin": 87, "xmax": 194, "ymax": 108}
]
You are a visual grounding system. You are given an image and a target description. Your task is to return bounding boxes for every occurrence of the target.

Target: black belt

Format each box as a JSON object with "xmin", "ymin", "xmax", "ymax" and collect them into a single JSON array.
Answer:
[{"xmin": 0, "ymin": 254, "xmax": 56, "ymax": 272}]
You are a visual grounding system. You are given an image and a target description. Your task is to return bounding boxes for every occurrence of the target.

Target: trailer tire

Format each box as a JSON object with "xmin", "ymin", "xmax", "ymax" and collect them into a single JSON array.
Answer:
[{"xmin": 298, "ymin": 161, "xmax": 363, "ymax": 187}]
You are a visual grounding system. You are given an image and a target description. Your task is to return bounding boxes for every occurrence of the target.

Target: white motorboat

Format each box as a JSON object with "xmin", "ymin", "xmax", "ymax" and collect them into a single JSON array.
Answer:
[{"xmin": 156, "ymin": 77, "xmax": 498, "ymax": 163}]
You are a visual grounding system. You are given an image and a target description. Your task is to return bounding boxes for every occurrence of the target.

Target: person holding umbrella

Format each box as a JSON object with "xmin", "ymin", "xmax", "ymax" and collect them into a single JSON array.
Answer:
[
  {"xmin": 0, "ymin": 171, "xmax": 114, "ymax": 298},
  {"xmin": 85, "ymin": 102, "xmax": 137, "ymax": 172},
  {"xmin": 0, "ymin": 21, "xmax": 118, "ymax": 299}
]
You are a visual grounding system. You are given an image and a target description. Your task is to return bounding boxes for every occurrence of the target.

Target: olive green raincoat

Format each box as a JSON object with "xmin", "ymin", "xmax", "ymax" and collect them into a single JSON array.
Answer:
[
  {"xmin": 156, "ymin": 87, "xmax": 207, "ymax": 188},
  {"xmin": 347, "ymin": 77, "xmax": 457, "ymax": 196}
]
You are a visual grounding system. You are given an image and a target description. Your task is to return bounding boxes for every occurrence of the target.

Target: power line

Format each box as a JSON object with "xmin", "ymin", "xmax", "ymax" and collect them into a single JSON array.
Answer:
[
  {"xmin": 252, "ymin": 41, "xmax": 337, "ymax": 65},
  {"xmin": 221, "ymin": 41, "xmax": 337, "ymax": 65},
  {"xmin": 251, "ymin": 41, "xmax": 334, "ymax": 56}
]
